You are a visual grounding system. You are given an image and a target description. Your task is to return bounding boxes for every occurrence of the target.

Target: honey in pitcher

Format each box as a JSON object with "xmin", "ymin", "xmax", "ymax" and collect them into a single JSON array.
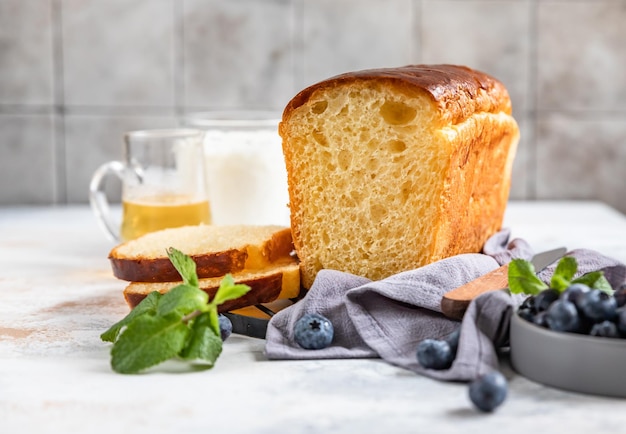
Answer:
[{"xmin": 120, "ymin": 194, "xmax": 212, "ymax": 241}]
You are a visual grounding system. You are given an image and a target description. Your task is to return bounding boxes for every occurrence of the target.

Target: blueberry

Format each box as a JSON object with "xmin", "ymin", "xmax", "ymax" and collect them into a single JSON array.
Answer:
[
  {"xmin": 443, "ymin": 328, "xmax": 461, "ymax": 354},
  {"xmin": 517, "ymin": 307, "xmax": 535, "ymax": 323},
  {"xmin": 532, "ymin": 311, "xmax": 549, "ymax": 328},
  {"xmin": 561, "ymin": 283, "xmax": 590, "ymax": 306},
  {"xmin": 218, "ymin": 314, "xmax": 233, "ymax": 341},
  {"xmin": 468, "ymin": 371, "xmax": 508, "ymax": 412},
  {"xmin": 534, "ymin": 289, "xmax": 560, "ymax": 312},
  {"xmin": 546, "ymin": 300, "xmax": 580, "ymax": 332},
  {"xmin": 578, "ymin": 289, "xmax": 617, "ymax": 323},
  {"xmin": 416, "ymin": 339, "xmax": 453, "ymax": 370},
  {"xmin": 613, "ymin": 284, "xmax": 626, "ymax": 308},
  {"xmin": 519, "ymin": 295, "xmax": 536, "ymax": 313},
  {"xmin": 294, "ymin": 313, "xmax": 334, "ymax": 349},
  {"xmin": 589, "ymin": 320, "xmax": 619, "ymax": 338},
  {"xmin": 616, "ymin": 308, "xmax": 626, "ymax": 336}
]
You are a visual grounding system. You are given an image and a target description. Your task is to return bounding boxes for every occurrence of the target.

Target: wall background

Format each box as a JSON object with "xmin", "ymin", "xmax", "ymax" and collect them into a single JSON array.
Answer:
[{"xmin": 1, "ymin": 0, "xmax": 625, "ymax": 212}]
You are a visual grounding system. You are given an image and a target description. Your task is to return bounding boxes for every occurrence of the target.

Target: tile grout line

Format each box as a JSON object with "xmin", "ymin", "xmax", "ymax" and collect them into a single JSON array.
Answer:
[{"xmin": 51, "ymin": 0, "xmax": 67, "ymax": 205}]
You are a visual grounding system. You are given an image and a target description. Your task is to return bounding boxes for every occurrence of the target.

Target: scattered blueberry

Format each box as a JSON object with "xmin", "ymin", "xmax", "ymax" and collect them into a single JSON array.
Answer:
[
  {"xmin": 468, "ymin": 371, "xmax": 508, "ymax": 412},
  {"xmin": 546, "ymin": 300, "xmax": 580, "ymax": 332},
  {"xmin": 218, "ymin": 314, "xmax": 233, "ymax": 341},
  {"xmin": 589, "ymin": 320, "xmax": 619, "ymax": 338},
  {"xmin": 578, "ymin": 289, "xmax": 617, "ymax": 323},
  {"xmin": 294, "ymin": 313, "xmax": 334, "ymax": 349},
  {"xmin": 534, "ymin": 289, "xmax": 560, "ymax": 312},
  {"xmin": 416, "ymin": 339, "xmax": 454, "ymax": 370}
]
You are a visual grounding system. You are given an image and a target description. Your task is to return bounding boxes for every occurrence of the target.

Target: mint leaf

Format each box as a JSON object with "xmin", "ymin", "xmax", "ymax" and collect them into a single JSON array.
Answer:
[
  {"xmin": 167, "ymin": 247, "xmax": 198, "ymax": 287},
  {"xmin": 101, "ymin": 291, "xmax": 161, "ymax": 343},
  {"xmin": 572, "ymin": 271, "xmax": 613, "ymax": 294},
  {"xmin": 180, "ymin": 312, "xmax": 222, "ymax": 365},
  {"xmin": 550, "ymin": 256, "xmax": 577, "ymax": 291},
  {"xmin": 508, "ymin": 258, "xmax": 549, "ymax": 295},
  {"xmin": 207, "ymin": 306, "xmax": 220, "ymax": 337},
  {"xmin": 157, "ymin": 284, "xmax": 208, "ymax": 317},
  {"xmin": 211, "ymin": 274, "xmax": 251, "ymax": 306},
  {"xmin": 110, "ymin": 313, "xmax": 190, "ymax": 374},
  {"xmin": 507, "ymin": 255, "xmax": 614, "ymax": 298}
]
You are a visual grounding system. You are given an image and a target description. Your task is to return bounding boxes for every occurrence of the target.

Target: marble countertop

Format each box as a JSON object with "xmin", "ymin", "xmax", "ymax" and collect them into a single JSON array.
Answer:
[{"xmin": 1, "ymin": 202, "xmax": 626, "ymax": 434}]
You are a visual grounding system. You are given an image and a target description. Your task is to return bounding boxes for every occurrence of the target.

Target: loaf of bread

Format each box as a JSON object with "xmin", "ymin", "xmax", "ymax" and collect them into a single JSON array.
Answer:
[
  {"xmin": 123, "ymin": 257, "xmax": 301, "ymax": 313},
  {"xmin": 280, "ymin": 64, "xmax": 519, "ymax": 288},
  {"xmin": 109, "ymin": 225, "xmax": 293, "ymax": 282}
]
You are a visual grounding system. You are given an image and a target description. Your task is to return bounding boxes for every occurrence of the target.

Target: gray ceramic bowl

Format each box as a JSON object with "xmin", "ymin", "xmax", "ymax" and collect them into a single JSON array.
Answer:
[{"xmin": 510, "ymin": 312, "xmax": 626, "ymax": 398}]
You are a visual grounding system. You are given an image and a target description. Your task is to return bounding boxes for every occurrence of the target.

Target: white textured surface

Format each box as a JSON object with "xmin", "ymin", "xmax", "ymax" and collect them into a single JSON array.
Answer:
[{"xmin": 1, "ymin": 202, "xmax": 626, "ymax": 434}]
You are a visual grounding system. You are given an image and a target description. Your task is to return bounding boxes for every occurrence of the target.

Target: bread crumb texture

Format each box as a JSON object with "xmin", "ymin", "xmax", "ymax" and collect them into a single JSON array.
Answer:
[{"xmin": 280, "ymin": 65, "xmax": 519, "ymax": 288}]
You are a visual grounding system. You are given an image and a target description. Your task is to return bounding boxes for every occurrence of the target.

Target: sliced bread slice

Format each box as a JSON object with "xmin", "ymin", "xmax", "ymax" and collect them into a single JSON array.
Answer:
[
  {"xmin": 109, "ymin": 225, "xmax": 293, "ymax": 282},
  {"xmin": 123, "ymin": 257, "xmax": 301, "ymax": 313}
]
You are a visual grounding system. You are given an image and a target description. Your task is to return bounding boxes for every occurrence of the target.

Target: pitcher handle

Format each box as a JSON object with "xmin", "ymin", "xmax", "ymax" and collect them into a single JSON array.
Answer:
[{"xmin": 89, "ymin": 161, "xmax": 125, "ymax": 242}]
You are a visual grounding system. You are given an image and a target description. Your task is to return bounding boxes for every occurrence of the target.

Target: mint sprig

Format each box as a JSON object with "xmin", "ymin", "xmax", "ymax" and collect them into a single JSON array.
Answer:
[
  {"xmin": 167, "ymin": 247, "xmax": 199, "ymax": 287},
  {"xmin": 570, "ymin": 271, "xmax": 613, "ymax": 293},
  {"xmin": 508, "ymin": 256, "xmax": 613, "ymax": 296},
  {"xmin": 101, "ymin": 291, "xmax": 161, "ymax": 343},
  {"xmin": 508, "ymin": 259, "xmax": 548, "ymax": 295},
  {"xmin": 101, "ymin": 247, "xmax": 251, "ymax": 374}
]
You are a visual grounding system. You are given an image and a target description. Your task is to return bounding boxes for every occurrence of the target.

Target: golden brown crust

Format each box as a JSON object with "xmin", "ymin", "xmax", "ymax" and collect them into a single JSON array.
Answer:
[
  {"xmin": 108, "ymin": 225, "xmax": 294, "ymax": 282},
  {"xmin": 432, "ymin": 115, "xmax": 518, "ymax": 261},
  {"xmin": 123, "ymin": 273, "xmax": 284, "ymax": 313},
  {"xmin": 282, "ymin": 64, "xmax": 512, "ymax": 126},
  {"xmin": 123, "ymin": 261, "xmax": 301, "ymax": 312},
  {"xmin": 109, "ymin": 249, "xmax": 248, "ymax": 282},
  {"xmin": 260, "ymin": 227, "xmax": 294, "ymax": 263}
]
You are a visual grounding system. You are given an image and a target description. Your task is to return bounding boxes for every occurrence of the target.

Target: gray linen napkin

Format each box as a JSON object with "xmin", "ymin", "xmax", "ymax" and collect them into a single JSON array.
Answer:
[{"xmin": 264, "ymin": 229, "xmax": 626, "ymax": 382}]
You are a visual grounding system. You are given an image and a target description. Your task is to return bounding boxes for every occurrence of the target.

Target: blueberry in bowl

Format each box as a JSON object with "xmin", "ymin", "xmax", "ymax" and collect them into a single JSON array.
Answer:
[
  {"xmin": 508, "ymin": 256, "xmax": 626, "ymax": 397},
  {"xmin": 510, "ymin": 285, "xmax": 626, "ymax": 397}
]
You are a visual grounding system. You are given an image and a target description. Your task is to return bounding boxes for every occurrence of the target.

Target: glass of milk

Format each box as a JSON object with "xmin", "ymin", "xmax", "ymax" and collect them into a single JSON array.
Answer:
[{"xmin": 182, "ymin": 111, "xmax": 290, "ymax": 227}]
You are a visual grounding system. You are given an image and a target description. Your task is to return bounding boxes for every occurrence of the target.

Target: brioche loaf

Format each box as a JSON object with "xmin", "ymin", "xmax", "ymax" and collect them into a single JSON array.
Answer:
[
  {"xmin": 280, "ymin": 64, "xmax": 519, "ymax": 288},
  {"xmin": 123, "ymin": 257, "xmax": 301, "ymax": 312},
  {"xmin": 109, "ymin": 225, "xmax": 293, "ymax": 282}
]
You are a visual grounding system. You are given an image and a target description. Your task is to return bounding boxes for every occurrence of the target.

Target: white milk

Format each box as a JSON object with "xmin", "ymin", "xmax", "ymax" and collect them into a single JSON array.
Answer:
[{"xmin": 202, "ymin": 128, "xmax": 290, "ymax": 226}]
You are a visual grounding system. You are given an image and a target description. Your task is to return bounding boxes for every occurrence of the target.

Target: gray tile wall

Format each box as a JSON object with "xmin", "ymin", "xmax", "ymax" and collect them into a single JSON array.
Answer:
[{"xmin": 1, "ymin": 0, "xmax": 625, "ymax": 212}]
